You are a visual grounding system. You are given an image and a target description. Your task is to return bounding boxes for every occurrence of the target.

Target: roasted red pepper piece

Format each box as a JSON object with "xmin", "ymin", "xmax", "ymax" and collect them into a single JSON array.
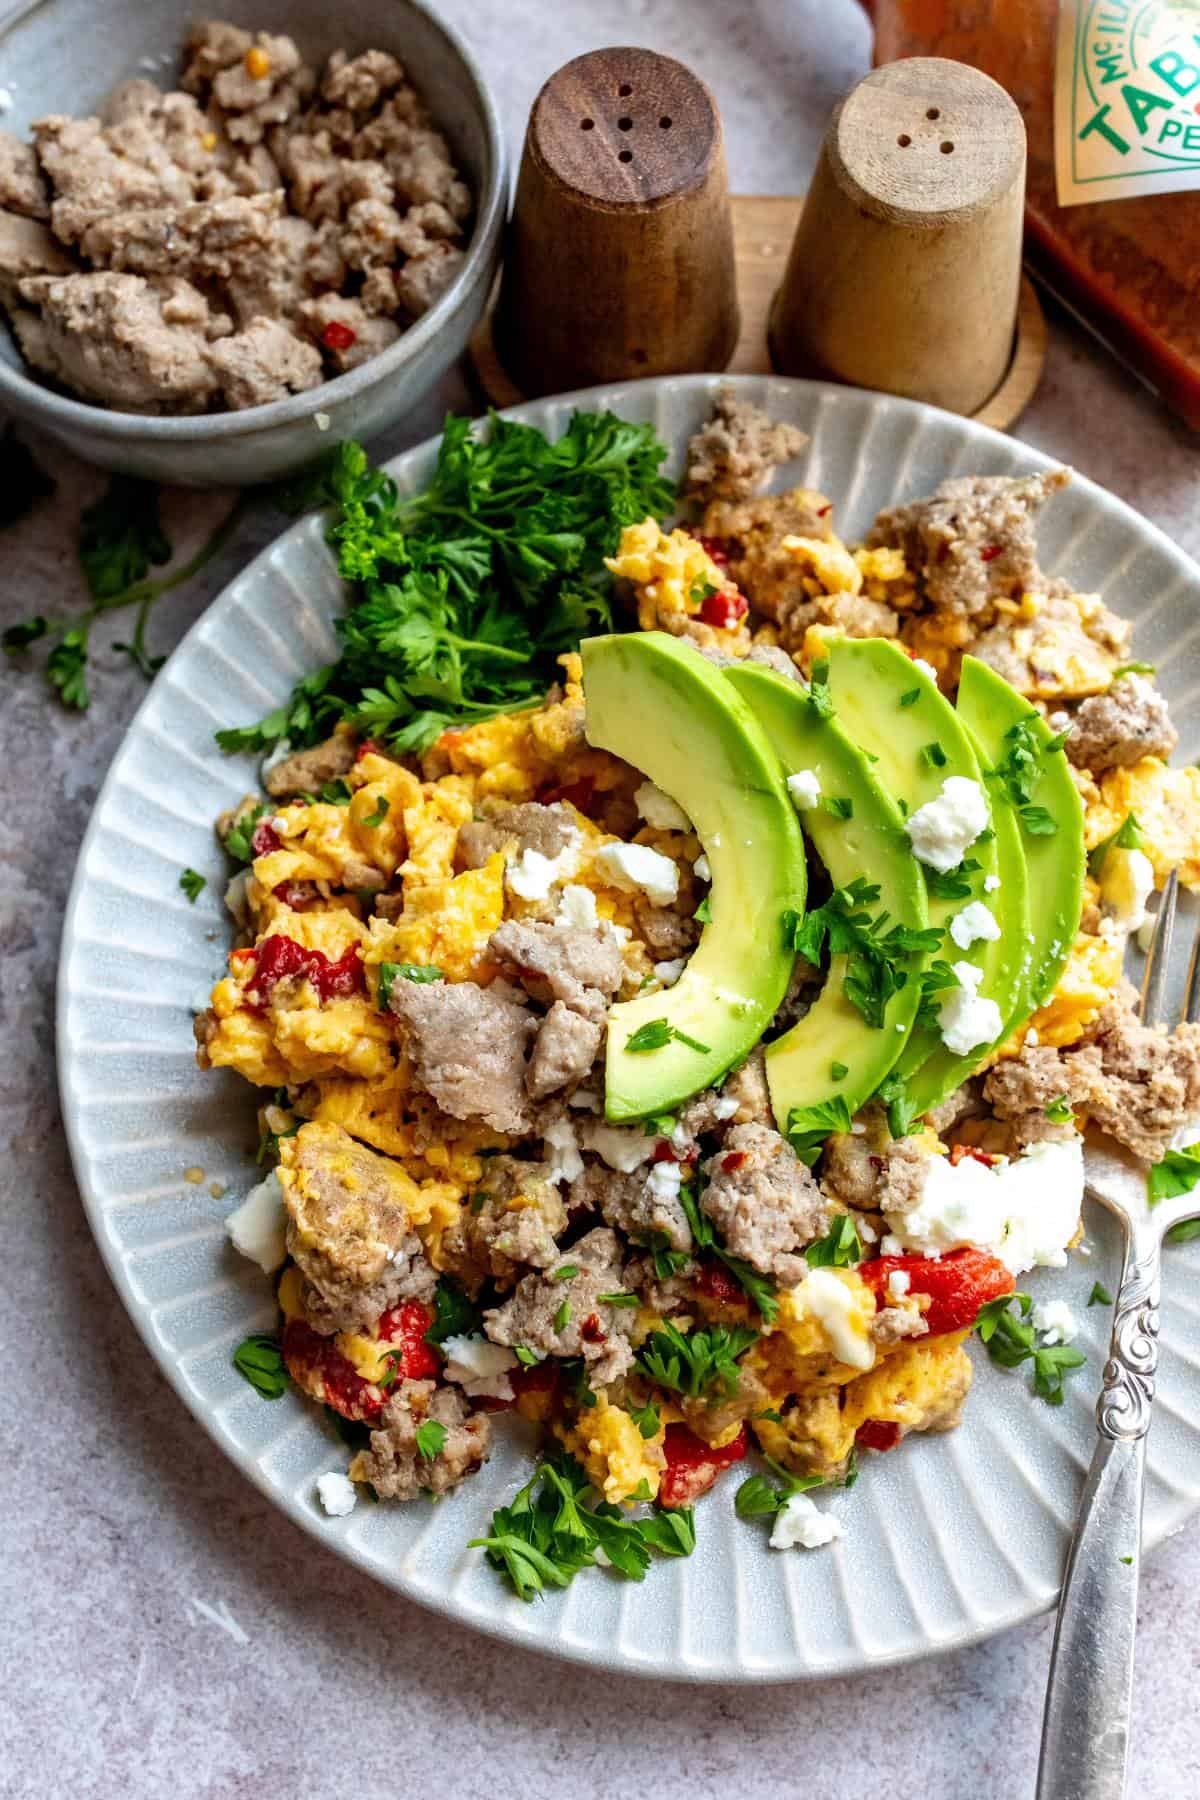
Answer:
[
  {"xmin": 658, "ymin": 1422, "xmax": 748, "ymax": 1508},
  {"xmin": 698, "ymin": 586, "xmax": 749, "ymax": 629},
  {"xmin": 321, "ymin": 320, "xmax": 357, "ymax": 352},
  {"xmin": 856, "ymin": 1420, "xmax": 902, "ymax": 1453},
  {"xmin": 692, "ymin": 532, "xmax": 731, "ymax": 566},
  {"xmin": 861, "ymin": 1247, "xmax": 1015, "ymax": 1337},
  {"xmin": 693, "ymin": 1258, "xmax": 745, "ymax": 1306},
  {"xmin": 244, "ymin": 934, "xmax": 364, "ymax": 1008},
  {"xmin": 282, "ymin": 1318, "xmax": 386, "ymax": 1422},
  {"xmin": 251, "ymin": 818, "xmax": 282, "ymax": 857},
  {"xmin": 378, "ymin": 1300, "xmax": 439, "ymax": 1382}
]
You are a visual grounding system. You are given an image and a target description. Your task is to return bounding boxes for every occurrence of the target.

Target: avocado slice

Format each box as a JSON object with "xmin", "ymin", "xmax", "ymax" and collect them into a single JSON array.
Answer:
[
  {"xmin": 956, "ymin": 654, "xmax": 1084, "ymax": 1027},
  {"xmin": 581, "ymin": 632, "xmax": 807, "ymax": 1121},
  {"xmin": 724, "ymin": 660, "xmax": 932, "ymax": 1135},
  {"xmin": 824, "ymin": 639, "xmax": 1030, "ymax": 1114}
]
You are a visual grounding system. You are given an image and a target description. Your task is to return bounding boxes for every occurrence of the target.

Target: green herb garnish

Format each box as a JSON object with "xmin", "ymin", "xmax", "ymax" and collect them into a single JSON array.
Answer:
[
  {"xmin": 179, "ymin": 867, "xmax": 206, "ymax": 903},
  {"xmin": 626, "ymin": 1019, "xmax": 711, "ymax": 1055},
  {"xmin": 416, "ymin": 1420, "xmax": 448, "ymax": 1461},
  {"xmin": 785, "ymin": 876, "xmax": 940, "ymax": 1032},
  {"xmin": 424, "ymin": 1278, "xmax": 483, "ymax": 1347},
  {"xmin": 805, "ymin": 1214, "xmax": 863, "ymax": 1267},
  {"xmin": 362, "ymin": 795, "xmax": 390, "ymax": 827},
  {"xmin": 233, "ymin": 1332, "xmax": 289, "ymax": 1400},
  {"xmin": 974, "ymin": 1293, "xmax": 1087, "ymax": 1405},
  {"xmin": 808, "ymin": 658, "xmax": 834, "ymax": 719},
  {"xmin": 377, "ymin": 961, "xmax": 444, "ymax": 1009},
  {"xmin": 920, "ymin": 741, "xmax": 947, "ymax": 769},
  {"xmin": 636, "ymin": 1321, "xmax": 758, "ymax": 1398},
  {"xmin": 1088, "ymin": 1282, "xmax": 1113, "ymax": 1307},
  {"xmin": 1147, "ymin": 1142, "xmax": 1200, "ymax": 1206},
  {"xmin": 1087, "ymin": 812, "xmax": 1145, "ymax": 877},
  {"xmin": 785, "ymin": 1096, "xmax": 853, "ymax": 1165},
  {"xmin": 1045, "ymin": 1094, "xmax": 1075, "ymax": 1124},
  {"xmin": 924, "ymin": 858, "xmax": 981, "ymax": 901}
]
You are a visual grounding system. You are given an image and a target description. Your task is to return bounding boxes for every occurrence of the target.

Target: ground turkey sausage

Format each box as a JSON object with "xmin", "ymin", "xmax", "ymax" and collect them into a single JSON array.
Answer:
[
  {"xmin": 820, "ymin": 1126, "xmax": 937, "ymax": 1215},
  {"xmin": 483, "ymin": 1227, "xmax": 636, "ymax": 1387},
  {"xmin": 570, "ymin": 1159, "xmax": 695, "ymax": 1255},
  {"xmin": 439, "ymin": 1156, "xmax": 567, "ymax": 1292},
  {"xmin": 488, "ymin": 920, "xmax": 623, "ymax": 1023},
  {"xmin": 264, "ymin": 727, "xmax": 359, "ymax": 799},
  {"xmin": 867, "ymin": 469, "xmax": 1070, "ymax": 616},
  {"xmin": 457, "ymin": 802, "xmax": 577, "ymax": 871},
  {"xmin": 277, "ymin": 1120, "xmax": 436, "ymax": 1334},
  {"xmin": 349, "ymin": 1378, "xmax": 490, "ymax": 1499},
  {"xmin": 700, "ymin": 1122, "xmax": 827, "ymax": 1284},
  {"xmin": 1066, "ymin": 674, "xmax": 1178, "ymax": 774},
  {"xmin": 388, "ymin": 977, "xmax": 536, "ymax": 1134},
  {"xmin": 526, "ymin": 1001, "xmax": 602, "ymax": 1100},
  {"xmin": 682, "ymin": 384, "xmax": 808, "ymax": 505}
]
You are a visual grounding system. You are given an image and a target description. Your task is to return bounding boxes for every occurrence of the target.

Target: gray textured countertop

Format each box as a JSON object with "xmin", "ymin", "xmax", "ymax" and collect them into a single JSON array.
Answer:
[{"xmin": 3, "ymin": 2, "xmax": 1200, "ymax": 1795}]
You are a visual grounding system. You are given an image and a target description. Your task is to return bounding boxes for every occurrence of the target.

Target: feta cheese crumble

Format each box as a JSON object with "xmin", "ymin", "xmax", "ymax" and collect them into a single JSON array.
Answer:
[
  {"xmin": 949, "ymin": 900, "xmax": 1001, "ymax": 951},
  {"xmin": 544, "ymin": 1114, "xmax": 585, "ymax": 1184},
  {"xmin": 882, "ymin": 1139, "xmax": 1084, "ymax": 1275},
  {"xmin": 593, "ymin": 840, "xmax": 680, "ymax": 906},
  {"xmin": 653, "ymin": 957, "xmax": 686, "ymax": 987},
  {"xmin": 259, "ymin": 738, "xmax": 293, "ymax": 778},
  {"xmin": 441, "ymin": 1334, "xmax": 519, "ymax": 1401},
  {"xmin": 507, "ymin": 844, "xmax": 576, "ymax": 902},
  {"xmin": 937, "ymin": 959, "xmax": 1003, "ymax": 1055},
  {"xmin": 770, "ymin": 1491, "xmax": 843, "ymax": 1551},
  {"xmin": 225, "ymin": 1170, "xmax": 288, "ymax": 1273},
  {"xmin": 635, "ymin": 780, "xmax": 692, "ymax": 832},
  {"xmin": 646, "ymin": 1158, "xmax": 683, "ymax": 1204},
  {"xmin": 316, "ymin": 1471, "xmax": 358, "ymax": 1517},
  {"xmin": 913, "ymin": 658, "xmax": 939, "ymax": 685},
  {"xmin": 556, "ymin": 883, "xmax": 598, "ymax": 930},
  {"xmin": 693, "ymin": 853, "xmax": 711, "ymax": 883},
  {"xmin": 1032, "ymin": 1299, "xmax": 1078, "ymax": 1346},
  {"xmin": 713, "ymin": 1093, "xmax": 740, "ymax": 1120},
  {"xmin": 796, "ymin": 1268, "xmax": 873, "ymax": 1369},
  {"xmin": 1099, "ymin": 845, "xmax": 1155, "ymax": 935},
  {"xmin": 582, "ymin": 1121, "xmax": 654, "ymax": 1173},
  {"xmin": 905, "ymin": 776, "xmax": 989, "ymax": 873},
  {"xmin": 786, "ymin": 769, "xmax": 822, "ymax": 811},
  {"xmin": 886, "ymin": 1269, "xmax": 911, "ymax": 1300},
  {"xmin": 984, "ymin": 874, "xmax": 1001, "ymax": 893}
]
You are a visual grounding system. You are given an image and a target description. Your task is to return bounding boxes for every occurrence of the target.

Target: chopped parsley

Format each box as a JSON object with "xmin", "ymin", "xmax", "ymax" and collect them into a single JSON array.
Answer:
[
  {"xmin": 554, "ymin": 1300, "xmax": 571, "ymax": 1332},
  {"xmin": 987, "ymin": 715, "xmax": 1065, "ymax": 838},
  {"xmin": 424, "ymin": 1277, "xmax": 482, "ymax": 1347},
  {"xmin": 178, "ymin": 867, "xmax": 206, "ymax": 903},
  {"xmin": 642, "ymin": 1111, "xmax": 678, "ymax": 1137},
  {"xmin": 232, "ymin": 1332, "xmax": 289, "ymax": 1400},
  {"xmin": 820, "ymin": 795, "xmax": 854, "ymax": 820},
  {"xmin": 974, "ymin": 1293, "xmax": 1086, "ymax": 1405},
  {"xmin": 805, "ymin": 1214, "xmax": 863, "ymax": 1267},
  {"xmin": 551, "ymin": 1264, "xmax": 578, "ymax": 1282},
  {"xmin": 785, "ymin": 878, "xmax": 940, "ymax": 1031},
  {"xmin": 1045, "ymin": 1094, "xmax": 1075, "ymax": 1124},
  {"xmin": 1111, "ymin": 662, "xmax": 1155, "ymax": 680},
  {"xmin": 899, "ymin": 687, "xmax": 920, "ymax": 708},
  {"xmin": 808, "ymin": 658, "xmax": 834, "ymax": 719},
  {"xmin": 376, "ymin": 961, "xmax": 444, "ymax": 1009},
  {"xmin": 223, "ymin": 801, "xmax": 271, "ymax": 864},
  {"xmin": 1088, "ymin": 1282, "xmax": 1113, "ymax": 1307},
  {"xmin": 597, "ymin": 1291, "xmax": 639, "ymax": 1308},
  {"xmin": 1019, "ymin": 804, "xmax": 1058, "ymax": 836},
  {"xmin": 470, "ymin": 1455, "xmax": 695, "ymax": 1600},
  {"xmin": 831, "ymin": 1061, "xmax": 849, "ymax": 1081},
  {"xmin": 785, "ymin": 1096, "xmax": 852, "ymax": 1165},
  {"xmin": 319, "ymin": 778, "xmax": 353, "ymax": 805},
  {"xmin": 514, "ymin": 1345, "xmax": 542, "ymax": 1367},
  {"xmin": 1087, "ymin": 811, "xmax": 1144, "ymax": 877},
  {"xmin": 679, "ymin": 1185, "xmax": 779, "ymax": 1323},
  {"xmin": 694, "ymin": 894, "xmax": 713, "ymax": 924},
  {"xmin": 626, "ymin": 1019, "xmax": 711, "ymax": 1055},
  {"xmin": 636, "ymin": 1320, "xmax": 759, "ymax": 1398},
  {"xmin": 914, "ymin": 959, "xmax": 961, "ymax": 1032},
  {"xmin": 689, "ymin": 579, "xmax": 719, "ymax": 605},
  {"xmin": 875, "ymin": 1069, "xmax": 919, "ymax": 1139},
  {"xmin": 924, "ymin": 858, "xmax": 980, "ymax": 901},
  {"xmin": 362, "ymin": 795, "xmax": 390, "ymax": 827},
  {"xmin": 735, "ymin": 1467, "xmax": 824, "ymax": 1520},
  {"xmin": 629, "ymin": 1401, "xmax": 661, "ymax": 1439},
  {"xmin": 1147, "ymin": 1141, "xmax": 1200, "ymax": 1206},
  {"xmin": 920, "ymin": 741, "xmax": 948, "ymax": 769},
  {"xmin": 415, "ymin": 1420, "xmax": 448, "ymax": 1461}
]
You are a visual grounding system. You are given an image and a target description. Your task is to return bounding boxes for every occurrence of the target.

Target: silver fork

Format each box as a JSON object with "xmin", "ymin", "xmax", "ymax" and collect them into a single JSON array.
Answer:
[{"xmin": 1037, "ymin": 872, "xmax": 1200, "ymax": 1800}]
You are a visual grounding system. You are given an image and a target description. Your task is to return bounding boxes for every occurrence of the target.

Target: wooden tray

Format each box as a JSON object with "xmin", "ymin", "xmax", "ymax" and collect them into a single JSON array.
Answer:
[{"xmin": 469, "ymin": 194, "xmax": 1046, "ymax": 434}]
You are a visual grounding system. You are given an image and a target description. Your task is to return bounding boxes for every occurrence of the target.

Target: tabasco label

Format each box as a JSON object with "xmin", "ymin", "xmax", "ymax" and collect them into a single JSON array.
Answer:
[{"xmin": 1056, "ymin": 0, "xmax": 1200, "ymax": 204}]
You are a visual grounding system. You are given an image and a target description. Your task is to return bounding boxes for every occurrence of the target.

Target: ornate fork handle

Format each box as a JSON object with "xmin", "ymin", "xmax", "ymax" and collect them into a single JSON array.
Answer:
[
  {"xmin": 1036, "ymin": 1223, "xmax": 1162, "ymax": 1800},
  {"xmin": 1097, "ymin": 1234, "xmax": 1161, "ymax": 1442}
]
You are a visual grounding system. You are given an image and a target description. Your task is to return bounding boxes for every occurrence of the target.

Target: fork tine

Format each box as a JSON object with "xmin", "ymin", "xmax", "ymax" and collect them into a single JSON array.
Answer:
[
  {"xmin": 1141, "ymin": 869, "xmax": 1179, "ymax": 1027},
  {"xmin": 1185, "ymin": 890, "xmax": 1200, "ymax": 1027}
]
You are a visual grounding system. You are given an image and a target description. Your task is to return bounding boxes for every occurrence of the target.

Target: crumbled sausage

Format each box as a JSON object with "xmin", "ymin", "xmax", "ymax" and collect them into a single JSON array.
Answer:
[
  {"xmin": 483, "ymin": 1227, "xmax": 635, "ymax": 1386},
  {"xmin": 75, "ymin": 191, "xmax": 281, "ymax": 281},
  {"xmin": 263, "ymin": 727, "xmax": 358, "ymax": 798},
  {"xmin": 439, "ymin": 1156, "xmax": 567, "ymax": 1291},
  {"xmin": 294, "ymin": 292, "xmax": 400, "ymax": 372},
  {"xmin": 13, "ymin": 272, "xmax": 222, "ymax": 413},
  {"xmin": 277, "ymin": 1121, "xmax": 436, "ymax": 1333},
  {"xmin": 631, "ymin": 895, "xmax": 698, "ymax": 960},
  {"xmin": 0, "ymin": 212, "xmax": 74, "ymax": 304},
  {"xmin": 321, "ymin": 48, "xmax": 406, "ymax": 113},
  {"xmin": 866, "ymin": 469, "xmax": 1071, "ymax": 616},
  {"xmin": 457, "ymin": 802, "xmax": 576, "ymax": 870},
  {"xmin": 700, "ymin": 1122, "xmax": 827, "ymax": 1284},
  {"xmin": 350, "ymin": 1378, "xmax": 490, "ymax": 1499},
  {"xmin": 527, "ymin": 1002, "xmax": 603, "ymax": 1100},
  {"xmin": 570, "ymin": 1160, "xmax": 694, "ymax": 1254},
  {"xmin": 683, "ymin": 384, "xmax": 808, "ymax": 506},
  {"xmin": 394, "ymin": 240, "xmax": 465, "ymax": 319},
  {"xmin": 981, "ymin": 1044, "xmax": 1085, "ymax": 1147},
  {"xmin": 698, "ymin": 488, "xmax": 835, "ymax": 622},
  {"xmin": 0, "ymin": 131, "xmax": 49, "ymax": 219},
  {"xmin": 1066, "ymin": 674, "xmax": 1178, "ymax": 774},
  {"xmin": 206, "ymin": 314, "xmax": 322, "ymax": 409},
  {"xmin": 820, "ymin": 1126, "xmax": 935, "ymax": 1215},
  {"xmin": 871, "ymin": 1305, "xmax": 930, "ymax": 1349},
  {"xmin": 970, "ymin": 590, "xmax": 1131, "ymax": 700},
  {"xmin": 389, "ymin": 977, "xmax": 536, "ymax": 1134},
  {"xmin": 488, "ymin": 920, "xmax": 623, "ymax": 1023}
]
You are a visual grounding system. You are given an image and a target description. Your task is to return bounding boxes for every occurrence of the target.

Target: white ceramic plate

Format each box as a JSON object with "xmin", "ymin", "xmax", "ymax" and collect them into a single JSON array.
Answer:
[{"xmin": 58, "ymin": 375, "xmax": 1200, "ymax": 1682}]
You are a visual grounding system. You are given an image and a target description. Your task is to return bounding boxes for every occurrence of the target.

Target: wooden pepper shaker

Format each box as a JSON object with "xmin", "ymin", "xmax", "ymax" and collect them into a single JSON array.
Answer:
[
  {"xmin": 770, "ymin": 58, "xmax": 1027, "ymax": 416},
  {"xmin": 493, "ymin": 47, "xmax": 740, "ymax": 396}
]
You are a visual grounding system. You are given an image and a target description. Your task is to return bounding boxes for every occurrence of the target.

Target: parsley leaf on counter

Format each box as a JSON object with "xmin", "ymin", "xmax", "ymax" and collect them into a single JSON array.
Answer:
[
  {"xmin": 1088, "ymin": 1282, "xmax": 1113, "ymax": 1307},
  {"xmin": 216, "ymin": 414, "xmax": 674, "ymax": 758},
  {"xmin": 79, "ymin": 476, "xmax": 172, "ymax": 602}
]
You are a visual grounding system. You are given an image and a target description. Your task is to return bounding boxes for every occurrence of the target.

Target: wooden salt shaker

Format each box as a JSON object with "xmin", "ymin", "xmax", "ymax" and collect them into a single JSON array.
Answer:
[
  {"xmin": 493, "ymin": 48, "xmax": 739, "ymax": 396},
  {"xmin": 770, "ymin": 58, "xmax": 1027, "ymax": 417}
]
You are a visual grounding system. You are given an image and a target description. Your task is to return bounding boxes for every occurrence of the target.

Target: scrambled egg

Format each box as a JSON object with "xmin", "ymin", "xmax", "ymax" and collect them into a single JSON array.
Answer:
[
  {"xmin": 363, "ymin": 854, "xmax": 507, "ymax": 985},
  {"xmin": 1086, "ymin": 757, "xmax": 1200, "ymax": 891},
  {"xmin": 558, "ymin": 1393, "xmax": 667, "ymax": 1504},
  {"xmin": 1007, "ymin": 928, "xmax": 1124, "ymax": 1052},
  {"xmin": 606, "ymin": 518, "xmax": 749, "ymax": 654},
  {"xmin": 746, "ymin": 1270, "xmax": 878, "ymax": 1398}
]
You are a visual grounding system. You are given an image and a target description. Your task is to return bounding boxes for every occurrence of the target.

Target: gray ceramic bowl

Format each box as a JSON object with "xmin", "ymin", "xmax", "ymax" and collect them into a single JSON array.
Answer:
[{"xmin": 0, "ymin": 0, "xmax": 505, "ymax": 485}]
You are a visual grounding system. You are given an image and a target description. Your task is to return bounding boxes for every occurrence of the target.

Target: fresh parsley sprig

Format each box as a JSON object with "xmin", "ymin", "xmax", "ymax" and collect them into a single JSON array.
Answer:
[
  {"xmin": 805, "ymin": 1214, "xmax": 863, "ymax": 1268},
  {"xmin": 679, "ymin": 1183, "xmax": 779, "ymax": 1323},
  {"xmin": 784, "ymin": 878, "xmax": 940, "ymax": 1032},
  {"xmin": 784, "ymin": 1096, "xmax": 852, "ymax": 1165},
  {"xmin": 232, "ymin": 1332, "xmax": 290, "ymax": 1400},
  {"xmin": 635, "ymin": 1320, "xmax": 759, "ymax": 1398},
  {"xmin": 626, "ymin": 1018, "xmax": 711, "ymax": 1055},
  {"xmin": 1147, "ymin": 1142, "xmax": 1200, "ymax": 1206},
  {"xmin": 974, "ymin": 1293, "xmax": 1086, "ymax": 1405}
]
